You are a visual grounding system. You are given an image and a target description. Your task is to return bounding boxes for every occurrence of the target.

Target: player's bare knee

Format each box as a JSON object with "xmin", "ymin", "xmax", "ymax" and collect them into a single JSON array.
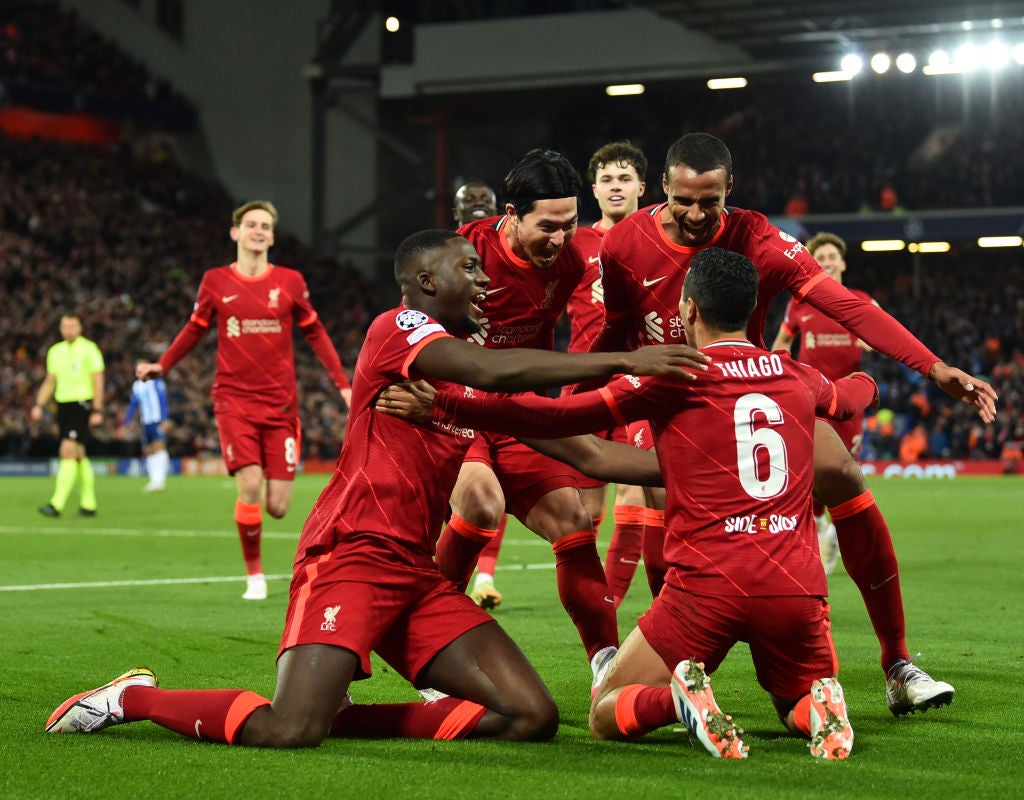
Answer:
[
  {"xmin": 265, "ymin": 500, "xmax": 288, "ymax": 519},
  {"xmin": 813, "ymin": 451, "xmax": 866, "ymax": 506},
  {"xmin": 506, "ymin": 694, "xmax": 559, "ymax": 742}
]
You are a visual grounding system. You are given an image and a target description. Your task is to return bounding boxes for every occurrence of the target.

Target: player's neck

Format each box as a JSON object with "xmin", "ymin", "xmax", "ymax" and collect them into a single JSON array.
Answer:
[{"xmin": 235, "ymin": 251, "xmax": 270, "ymax": 277}]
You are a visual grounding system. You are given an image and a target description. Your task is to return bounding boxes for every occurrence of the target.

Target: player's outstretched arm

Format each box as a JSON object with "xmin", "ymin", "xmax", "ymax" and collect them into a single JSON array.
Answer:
[
  {"xmin": 520, "ymin": 435, "xmax": 664, "ymax": 487},
  {"xmin": 929, "ymin": 362, "xmax": 997, "ymax": 423},
  {"xmin": 375, "ymin": 382, "xmax": 664, "ymax": 487},
  {"xmin": 412, "ymin": 338, "xmax": 707, "ymax": 393}
]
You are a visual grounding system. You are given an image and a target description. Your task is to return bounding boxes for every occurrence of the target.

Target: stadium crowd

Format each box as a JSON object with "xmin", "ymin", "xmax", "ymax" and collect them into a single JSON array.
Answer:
[{"xmin": 1, "ymin": 2, "xmax": 1022, "ymax": 466}]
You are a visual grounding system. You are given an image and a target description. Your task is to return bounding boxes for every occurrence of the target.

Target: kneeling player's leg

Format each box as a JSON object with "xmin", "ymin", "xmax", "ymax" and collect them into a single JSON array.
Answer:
[
  {"xmin": 415, "ymin": 622, "xmax": 558, "ymax": 741},
  {"xmin": 812, "ymin": 421, "xmax": 908, "ymax": 671},
  {"xmin": 589, "ymin": 625, "xmax": 673, "ymax": 740}
]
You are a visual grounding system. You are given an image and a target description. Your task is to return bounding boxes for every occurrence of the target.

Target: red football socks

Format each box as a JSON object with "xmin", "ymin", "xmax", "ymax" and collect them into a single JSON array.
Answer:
[
  {"xmin": 234, "ymin": 499, "xmax": 263, "ymax": 575},
  {"xmin": 330, "ymin": 697, "xmax": 486, "ymax": 740},
  {"xmin": 122, "ymin": 686, "xmax": 269, "ymax": 744},
  {"xmin": 436, "ymin": 513, "xmax": 498, "ymax": 592},
  {"xmin": 475, "ymin": 516, "xmax": 506, "ymax": 577},
  {"xmin": 551, "ymin": 530, "xmax": 619, "ymax": 660},
  {"xmin": 604, "ymin": 505, "xmax": 645, "ymax": 607},
  {"xmin": 641, "ymin": 509, "xmax": 667, "ymax": 599},
  {"xmin": 830, "ymin": 490, "xmax": 909, "ymax": 670},
  {"xmin": 614, "ymin": 684, "xmax": 674, "ymax": 737}
]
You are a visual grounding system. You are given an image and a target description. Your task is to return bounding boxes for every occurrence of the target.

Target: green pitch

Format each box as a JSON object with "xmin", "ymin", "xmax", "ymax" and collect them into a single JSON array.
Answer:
[{"xmin": 1, "ymin": 475, "xmax": 1021, "ymax": 799}]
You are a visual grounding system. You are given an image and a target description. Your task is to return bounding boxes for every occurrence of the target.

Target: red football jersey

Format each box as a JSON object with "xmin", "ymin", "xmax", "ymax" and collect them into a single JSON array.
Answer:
[
  {"xmin": 565, "ymin": 222, "xmax": 609, "ymax": 353},
  {"xmin": 434, "ymin": 341, "xmax": 879, "ymax": 597},
  {"xmin": 159, "ymin": 263, "xmax": 348, "ymax": 417},
  {"xmin": 458, "ymin": 215, "xmax": 586, "ymax": 351},
  {"xmin": 295, "ymin": 307, "xmax": 475, "ymax": 563},
  {"xmin": 778, "ymin": 290, "xmax": 872, "ymax": 381},
  {"xmin": 597, "ymin": 204, "xmax": 939, "ymax": 374}
]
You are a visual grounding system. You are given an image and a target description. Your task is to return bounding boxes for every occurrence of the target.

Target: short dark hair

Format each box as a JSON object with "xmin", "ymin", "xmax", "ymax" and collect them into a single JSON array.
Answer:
[
  {"xmin": 588, "ymin": 140, "xmax": 648, "ymax": 183},
  {"xmin": 393, "ymin": 229, "xmax": 463, "ymax": 289},
  {"xmin": 664, "ymin": 133, "xmax": 732, "ymax": 181},
  {"xmin": 503, "ymin": 149, "xmax": 581, "ymax": 218},
  {"xmin": 683, "ymin": 248, "xmax": 758, "ymax": 332}
]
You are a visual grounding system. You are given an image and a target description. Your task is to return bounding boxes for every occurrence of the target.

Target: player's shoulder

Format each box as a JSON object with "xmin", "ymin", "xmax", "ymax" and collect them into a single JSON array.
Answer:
[
  {"xmin": 602, "ymin": 204, "xmax": 660, "ymax": 250},
  {"xmin": 370, "ymin": 306, "xmax": 446, "ymax": 337},
  {"xmin": 457, "ymin": 215, "xmax": 504, "ymax": 243}
]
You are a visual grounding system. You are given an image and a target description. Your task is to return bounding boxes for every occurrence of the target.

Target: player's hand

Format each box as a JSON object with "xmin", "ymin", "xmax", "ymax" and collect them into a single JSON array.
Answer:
[
  {"xmin": 135, "ymin": 361, "xmax": 164, "ymax": 381},
  {"xmin": 929, "ymin": 362, "xmax": 998, "ymax": 423},
  {"xmin": 29, "ymin": 405, "xmax": 43, "ymax": 422},
  {"xmin": 376, "ymin": 380, "xmax": 437, "ymax": 424},
  {"xmin": 621, "ymin": 344, "xmax": 710, "ymax": 380},
  {"xmin": 339, "ymin": 386, "xmax": 353, "ymax": 411}
]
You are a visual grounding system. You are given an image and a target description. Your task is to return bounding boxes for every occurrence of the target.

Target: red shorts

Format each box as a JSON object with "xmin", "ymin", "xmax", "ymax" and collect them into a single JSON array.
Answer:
[
  {"xmin": 279, "ymin": 537, "xmax": 492, "ymax": 684},
  {"xmin": 465, "ymin": 431, "xmax": 583, "ymax": 520},
  {"xmin": 216, "ymin": 411, "xmax": 301, "ymax": 480},
  {"xmin": 638, "ymin": 584, "xmax": 837, "ymax": 700}
]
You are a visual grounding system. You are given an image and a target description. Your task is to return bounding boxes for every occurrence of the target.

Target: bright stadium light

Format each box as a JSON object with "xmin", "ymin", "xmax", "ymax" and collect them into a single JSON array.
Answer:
[
  {"xmin": 1015, "ymin": 43, "xmax": 1024, "ymax": 65},
  {"xmin": 955, "ymin": 43, "xmax": 982, "ymax": 70},
  {"xmin": 812, "ymin": 70, "xmax": 855, "ymax": 83},
  {"xmin": 861, "ymin": 240, "xmax": 906, "ymax": 252},
  {"xmin": 977, "ymin": 235, "xmax": 1023, "ymax": 248},
  {"xmin": 896, "ymin": 53, "xmax": 917, "ymax": 73},
  {"xmin": 984, "ymin": 41, "xmax": 1011, "ymax": 69},
  {"xmin": 840, "ymin": 54, "xmax": 863, "ymax": 74},
  {"xmin": 908, "ymin": 241, "xmax": 951, "ymax": 253},
  {"xmin": 384, "ymin": 16, "xmax": 401, "ymax": 33},
  {"xmin": 707, "ymin": 77, "xmax": 748, "ymax": 90},
  {"xmin": 605, "ymin": 83, "xmax": 645, "ymax": 96},
  {"xmin": 870, "ymin": 52, "xmax": 892, "ymax": 73},
  {"xmin": 924, "ymin": 49, "xmax": 963, "ymax": 75}
]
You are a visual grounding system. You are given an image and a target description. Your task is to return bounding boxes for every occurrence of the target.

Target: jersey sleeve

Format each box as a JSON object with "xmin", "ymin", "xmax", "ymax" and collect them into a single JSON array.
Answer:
[
  {"xmin": 159, "ymin": 273, "xmax": 213, "ymax": 372},
  {"xmin": 802, "ymin": 362, "xmax": 878, "ymax": 420},
  {"xmin": 433, "ymin": 374, "xmax": 663, "ymax": 438},
  {"xmin": 778, "ymin": 297, "xmax": 799, "ymax": 339},
  {"xmin": 800, "ymin": 275, "xmax": 940, "ymax": 376}
]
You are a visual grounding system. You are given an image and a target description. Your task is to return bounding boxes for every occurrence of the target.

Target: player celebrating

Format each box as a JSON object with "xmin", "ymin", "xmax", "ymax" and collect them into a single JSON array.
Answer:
[
  {"xmin": 136, "ymin": 201, "xmax": 351, "ymax": 601},
  {"xmin": 566, "ymin": 140, "xmax": 663, "ymax": 608},
  {"xmin": 441, "ymin": 149, "xmax": 622, "ymax": 691},
  {"xmin": 45, "ymin": 229, "xmax": 704, "ymax": 748},
  {"xmin": 588, "ymin": 132, "xmax": 996, "ymax": 715},
  {"xmin": 771, "ymin": 232, "xmax": 876, "ymax": 574},
  {"xmin": 452, "ymin": 179, "xmax": 497, "ymax": 226},
  {"xmin": 399, "ymin": 248, "xmax": 878, "ymax": 759}
]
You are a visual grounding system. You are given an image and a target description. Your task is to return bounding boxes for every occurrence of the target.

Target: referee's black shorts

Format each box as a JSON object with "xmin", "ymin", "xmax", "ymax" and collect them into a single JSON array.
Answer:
[{"xmin": 57, "ymin": 401, "xmax": 93, "ymax": 444}]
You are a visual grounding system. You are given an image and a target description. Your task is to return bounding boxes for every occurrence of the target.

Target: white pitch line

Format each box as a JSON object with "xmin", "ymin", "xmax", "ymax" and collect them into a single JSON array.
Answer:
[{"xmin": 0, "ymin": 574, "xmax": 293, "ymax": 592}]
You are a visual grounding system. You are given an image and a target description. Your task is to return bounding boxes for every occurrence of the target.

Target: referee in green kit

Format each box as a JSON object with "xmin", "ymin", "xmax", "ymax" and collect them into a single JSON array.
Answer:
[{"xmin": 31, "ymin": 314, "xmax": 105, "ymax": 517}]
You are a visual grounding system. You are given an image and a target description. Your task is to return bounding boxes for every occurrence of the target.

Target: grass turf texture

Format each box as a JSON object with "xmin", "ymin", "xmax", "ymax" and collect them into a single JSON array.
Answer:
[{"xmin": 1, "ymin": 474, "xmax": 1021, "ymax": 799}]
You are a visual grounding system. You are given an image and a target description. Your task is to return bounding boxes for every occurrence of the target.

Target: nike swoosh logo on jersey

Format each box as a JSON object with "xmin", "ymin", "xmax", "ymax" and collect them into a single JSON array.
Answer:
[
  {"xmin": 222, "ymin": 294, "xmax": 239, "ymax": 303},
  {"xmin": 870, "ymin": 574, "xmax": 897, "ymax": 591},
  {"xmin": 800, "ymin": 314, "xmax": 813, "ymax": 322},
  {"xmin": 588, "ymin": 256, "xmax": 600, "ymax": 263},
  {"xmin": 485, "ymin": 287, "xmax": 507, "ymax": 296},
  {"xmin": 642, "ymin": 276, "xmax": 668, "ymax": 287}
]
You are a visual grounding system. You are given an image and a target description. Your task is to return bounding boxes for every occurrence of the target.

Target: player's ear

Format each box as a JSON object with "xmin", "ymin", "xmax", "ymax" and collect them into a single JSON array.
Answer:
[
  {"xmin": 418, "ymin": 270, "xmax": 437, "ymax": 296},
  {"xmin": 229, "ymin": 226, "xmax": 241, "ymax": 243},
  {"xmin": 684, "ymin": 296, "xmax": 698, "ymax": 325}
]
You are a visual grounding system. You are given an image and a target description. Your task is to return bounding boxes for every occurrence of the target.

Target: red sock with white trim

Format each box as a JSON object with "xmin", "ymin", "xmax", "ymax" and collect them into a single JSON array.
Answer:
[{"xmin": 475, "ymin": 516, "xmax": 506, "ymax": 578}]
